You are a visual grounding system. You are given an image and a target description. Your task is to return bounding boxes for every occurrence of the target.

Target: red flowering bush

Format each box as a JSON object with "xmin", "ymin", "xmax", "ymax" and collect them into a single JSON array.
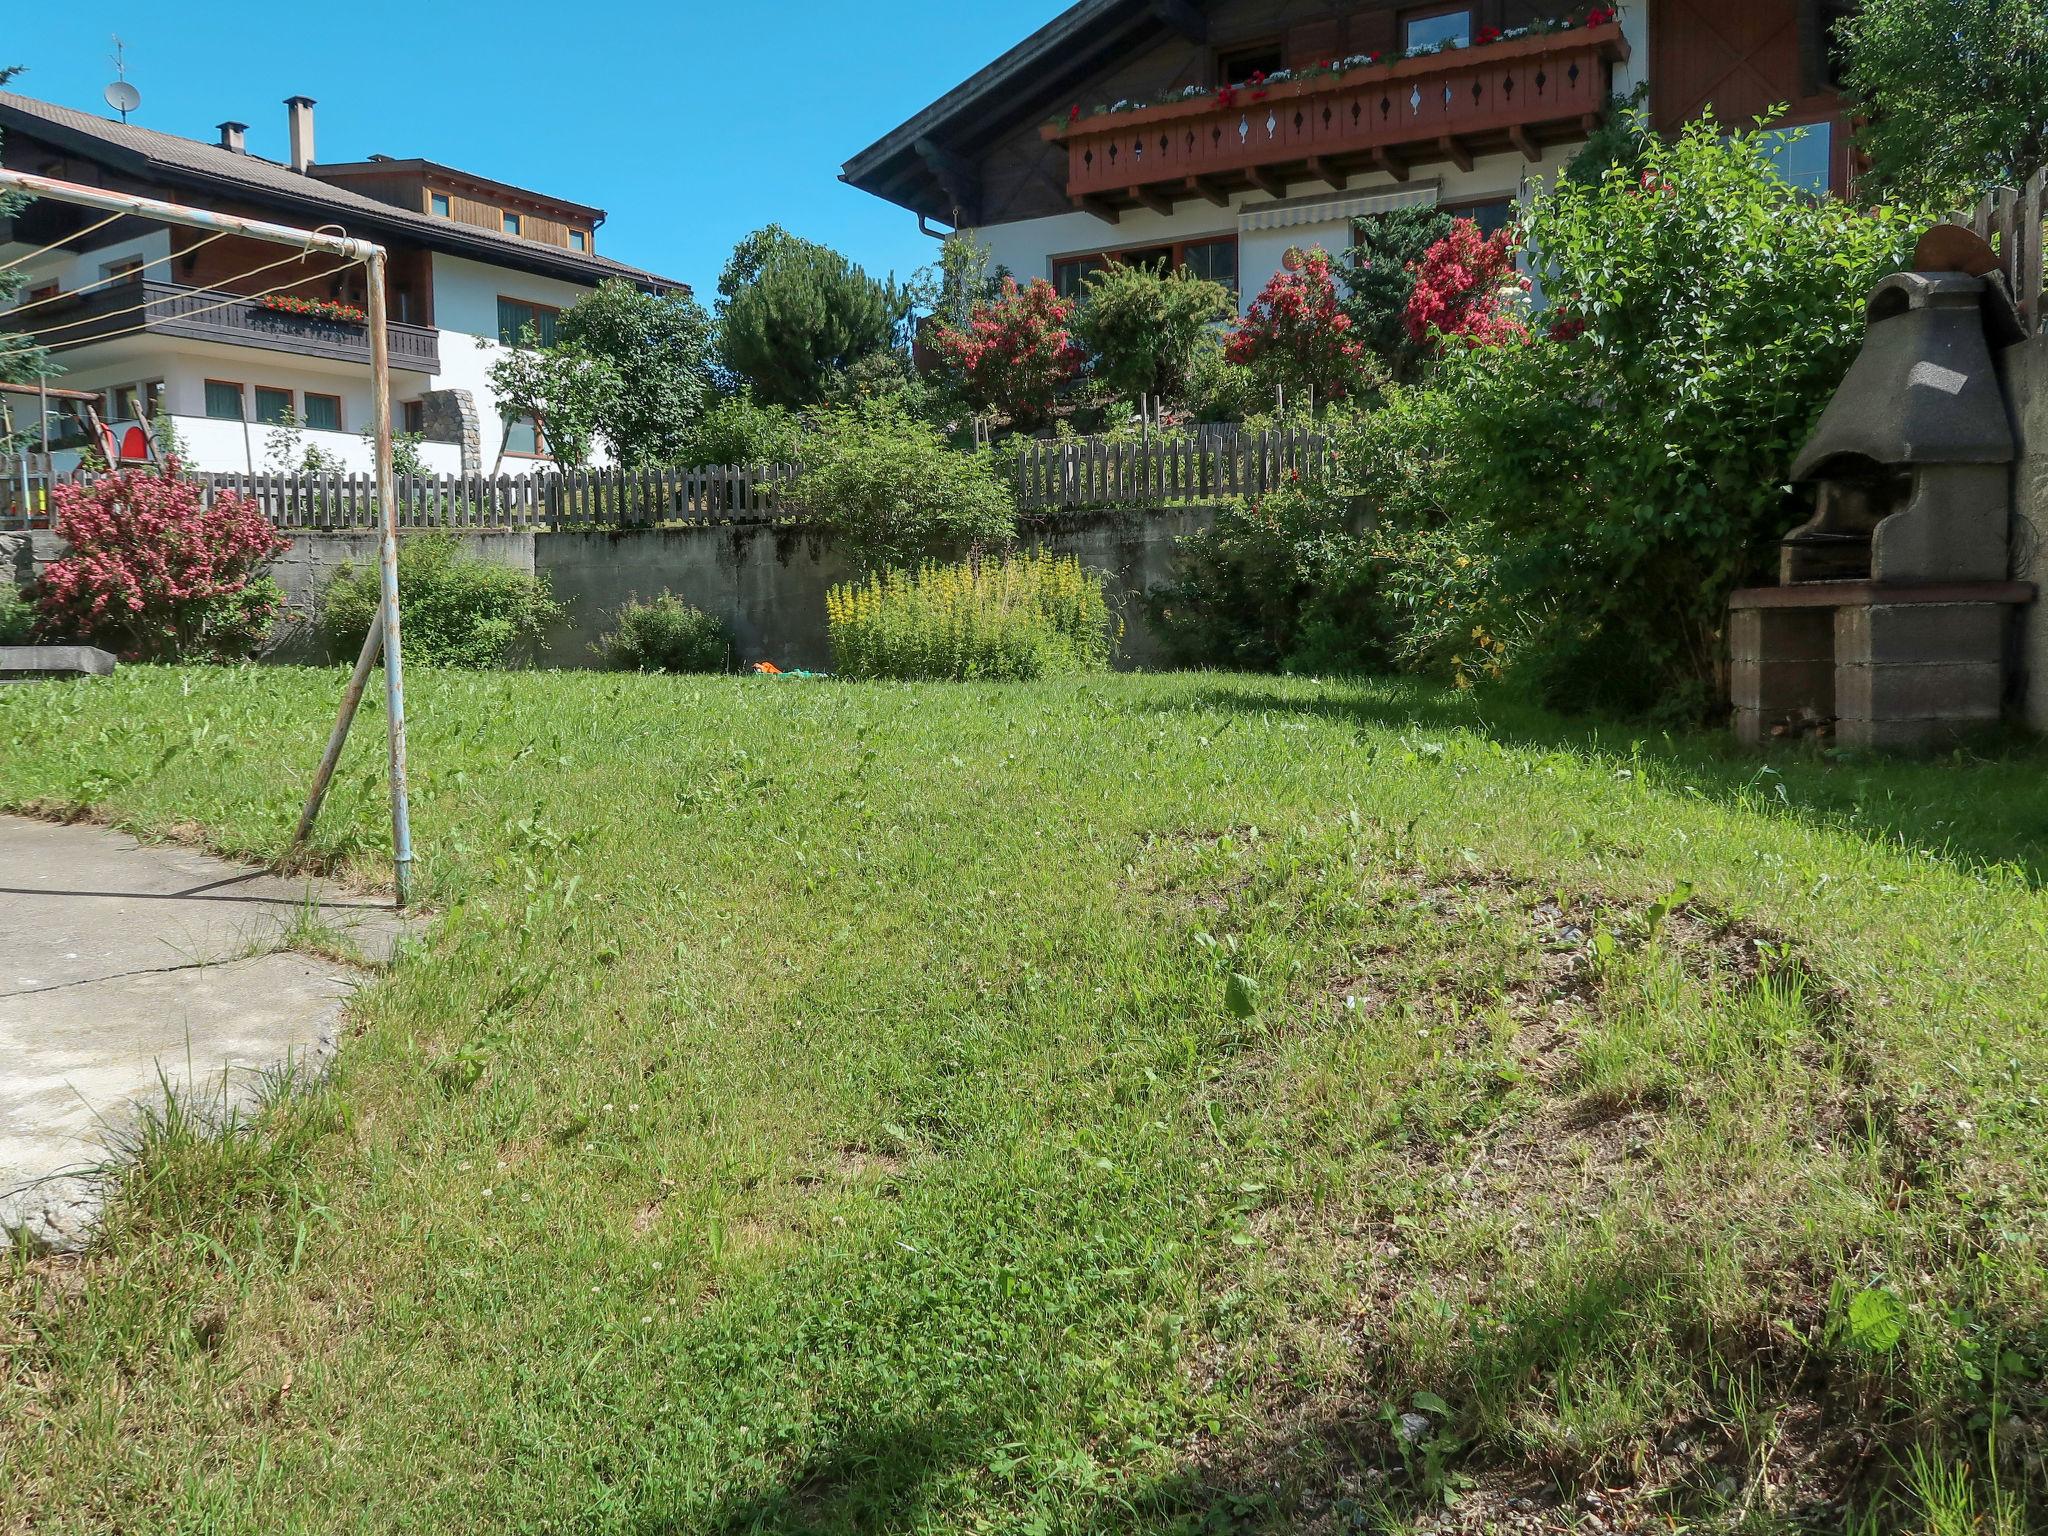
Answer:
[
  {"xmin": 37, "ymin": 464, "xmax": 290, "ymax": 661},
  {"xmin": 931, "ymin": 277, "xmax": 1085, "ymax": 427},
  {"xmin": 1225, "ymin": 246, "xmax": 1375, "ymax": 402},
  {"xmin": 1403, "ymin": 218, "xmax": 1531, "ymax": 351}
]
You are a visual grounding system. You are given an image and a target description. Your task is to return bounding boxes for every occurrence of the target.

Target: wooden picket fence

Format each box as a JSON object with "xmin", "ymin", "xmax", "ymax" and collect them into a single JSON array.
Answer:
[
  {"xmin": 5, "ymin": 431, "xmax": 1332, "ymax": 532},
  {"xmin": 1951, "ymin": 172, "xmax": 2047, "ymax": 334}
]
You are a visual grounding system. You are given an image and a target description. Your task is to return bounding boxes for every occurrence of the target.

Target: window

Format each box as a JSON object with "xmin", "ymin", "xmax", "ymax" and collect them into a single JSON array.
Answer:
[
  {"xmin": 100, "ymin": 256, "xmax": 144, "ymax": 284},
  {"xmin": 1181, "ymin": 237, "xmax": 1239, "ymax": 293},
  {"xmin": 496, "ymin": 296, "xmax": 560, "ymax": 347},
  {"xmin": 303, "ymin": 393, "xmax": 343, "ymax": 432},
  {"xmin": 1052, "ymin": 254, "xmax": 1109, "ymax": 301},
  {"xmin": 401, "ymin": 399, "xmax": 426, "ymax": 435},
  {"xmin": 1402, "ymin": 6, "xmax": 1472, "ymax": 50},
  {"xmin": 204, "ymin": 380, "xmax": 245, "ymax": 421},
  {"xmin": 25, "ymin": 282, "xmax": 58, "ymax": 304},
  {"xmin": 502, "ymin": 212, "xmax": 523, "ymax": 236},
  {"xmin": 1053, "ymin": 236, "xmax": 1241, "ymax": 301},
  {"xmin": 1756, "ymin": 121, "xmax": 1833, "ymax": 194},
  {"xmin": 1217, "ymin": 43, "xmax": 1285, "ymax": 85},
  {"xmin": 107, "ymin": 381, "xmax": 163, "ymax": 422},
  {"xmin": 1443, "ymin": 196, "xmax": 1518, "ymax": 237},
  {"xmin": 569, "ymin": 229, "xmax": 588, "ymax": 252},
  {"xmin": 430, "ymin": 192, "xmax": 452, "ymax": 217},
  {"xmin": 254, "ymin": 386, "xmax": 295, "ymax": 425},
  {"xmin": 502, "ymin": 412, "xmax": 543, "ymax": 457}
]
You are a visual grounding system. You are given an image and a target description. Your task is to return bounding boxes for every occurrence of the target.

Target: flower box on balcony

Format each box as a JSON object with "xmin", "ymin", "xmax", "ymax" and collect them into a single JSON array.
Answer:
[{"xmin": 256, "ymin": 294, "xmax": 368, "ymax": 326}]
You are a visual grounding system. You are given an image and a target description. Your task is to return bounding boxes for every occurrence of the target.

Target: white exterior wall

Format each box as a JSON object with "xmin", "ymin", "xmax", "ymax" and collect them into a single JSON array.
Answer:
[
  {"xmin": 7, "ymin": 245, "xmax": 608, "ymax": 476},
  {"xmin": 976, "ymin": 143, "xmax": 1573, "ymax": 314}
]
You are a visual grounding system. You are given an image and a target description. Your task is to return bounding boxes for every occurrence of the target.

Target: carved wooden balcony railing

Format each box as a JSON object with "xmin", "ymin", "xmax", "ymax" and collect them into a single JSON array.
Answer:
[
  {"xmin": 15, "ymin": 279, "xmax": 442, "ymax": 373},
  {"xmin": 1043, "ymin": 23, "xmax": 1628, "ymax": 218}
]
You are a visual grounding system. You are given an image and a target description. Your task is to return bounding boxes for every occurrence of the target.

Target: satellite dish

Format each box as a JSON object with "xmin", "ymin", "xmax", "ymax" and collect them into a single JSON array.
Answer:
[{"xmin": 104, "ymin": 80, "xmax": 141, "ymax": 119}]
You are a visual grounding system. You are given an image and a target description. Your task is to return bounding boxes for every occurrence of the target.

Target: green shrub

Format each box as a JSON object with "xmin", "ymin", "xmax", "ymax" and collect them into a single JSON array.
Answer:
[
  {"xmin": 827, "ymin": 552, "xmax": 1114, "ymax": 681},
  {"xmin": 791, "ymin": 400, "xmax": 1017, "ymax": 570},
  {"xmin": 598, "ymin": 594, "xmax": 735, "ymax": 673},
  {"xmin": 1075, "ymin": 262, "xmax": 1235, "ymax": 403},
  {"xmin": 680, "ymin": 389, "xmax": 807, "ymax": 467},
  {"xmin": 715, "ymin": 226, "xmax": 900, "ymax": 406},
  {"xmin": 319, "ymin": 534, "xmax": 561, "ymax": 669},
  {"xmin": 1184, "ymin": 339, "xmax": 1268, "ymax": 423},
  {"xmin": 0, "ymin": 582, "xmax": 34, "ymax": 644},
  {"xmin": 1147, "ymin": 479, "xmax": 1383, "ymax": 673}
]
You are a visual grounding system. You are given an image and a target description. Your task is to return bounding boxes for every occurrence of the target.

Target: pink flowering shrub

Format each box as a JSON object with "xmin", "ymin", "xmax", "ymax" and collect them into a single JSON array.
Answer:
[
  {"xmin": 37, "ymin": 464, "xmax": 290, "ymax": 660},
  {"xmin": 931, "ymin": 277, "xmax": 1085, "ymax": 427},
  {"xmin": 1225, "ymin": 247, "xmax": 1373, "ymax": 401},
  {"xmin": 1404, "ymin": 218, "xmax": 1530, "ymax": 351}
]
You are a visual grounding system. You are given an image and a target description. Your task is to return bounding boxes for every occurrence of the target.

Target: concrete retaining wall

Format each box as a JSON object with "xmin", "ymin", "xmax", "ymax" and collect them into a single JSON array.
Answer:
[{"xmin": 9, "ymin": 508, "xmax": 1218, "ymax": 673}]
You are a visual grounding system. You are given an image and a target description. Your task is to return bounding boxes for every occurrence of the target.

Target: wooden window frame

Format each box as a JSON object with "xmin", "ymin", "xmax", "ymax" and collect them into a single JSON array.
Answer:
[
  {"xmin": 25, "ymin": 282, "xmax": 58, "ymax": 303},
  {"xmin": 501, "ymin": 412, "xmax": 548, "ymax": 460},
  {"xmin": 496, "ymin": 295, "xmax": 563, "ymax": 348},
  {"xmin": 569, "ymin": 229, "xmax": 588, "ymax": 252},
  {"xmin": 203, "ymin": 379, "xmax": 246, "ymax": 422},
  {"xmin": 502, "ymin": 211, "xmax": 523, "ymax": 236},
  {"xmin": 1400, "ymin": 2, "xmax": 1474, "ymax": 51},
  {"xmin": 303, "ymin": 392, "xmax": 344, "ymax": 433},
  {"xmin": 400, "ymin": 399, "xmax": 426, "ymax": 436},
  {"xmin": 430, "ymin": 192, "xmax": 452, "ymax": 218},
  {"xmin": 1051, "ymin": 234, "xmax": 1240, "ymax": 299},
  {"xmin": 253, "ymin": 385, "xmax": 296, "ymax": 426},
  {"xmin": 100, "ymin": 256, "xmax": 145, "ymax": 284},
  {"xmin": 1216, "ymin": 38, "xmax": 1286, "ymax": 86}
]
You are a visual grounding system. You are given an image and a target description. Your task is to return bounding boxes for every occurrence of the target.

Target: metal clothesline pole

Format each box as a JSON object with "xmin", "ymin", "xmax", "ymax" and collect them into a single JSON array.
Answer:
[{"xmin": 0, "ymin": 167, "xmax": 416, "ymax": 907}]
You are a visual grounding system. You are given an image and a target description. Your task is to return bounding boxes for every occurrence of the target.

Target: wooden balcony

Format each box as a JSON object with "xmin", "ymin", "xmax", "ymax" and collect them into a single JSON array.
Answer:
[
  {"xmin": 17, "ymin": 280, "xmax": 442, "ymax": 374},
  {"xmin": 1043, "ymin": 23, "xmax": 1628, "ymax": 218}
]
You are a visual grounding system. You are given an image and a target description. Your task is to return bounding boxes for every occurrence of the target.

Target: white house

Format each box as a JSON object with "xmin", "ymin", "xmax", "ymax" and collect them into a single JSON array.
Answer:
[
  {"xmin": 0, "ymin": 91, "xmax": 684, "ymax": 476},
  {"xmin": 843, "ymin": 0, "xmax": 1851, "ymax": 310}
]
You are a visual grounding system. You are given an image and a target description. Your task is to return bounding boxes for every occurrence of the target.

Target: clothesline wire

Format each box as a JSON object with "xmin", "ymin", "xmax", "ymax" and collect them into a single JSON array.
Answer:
[
  {"xmin": 3, "ymin": 230, "xmax": 233, "ymax": 321},
  {"xmin": 0, "ymin": 210, "xmax": 125, "ymax": 274},
  {"xmin": 0, "ymin": 259, "xmax": 361, "ymax": 361}
]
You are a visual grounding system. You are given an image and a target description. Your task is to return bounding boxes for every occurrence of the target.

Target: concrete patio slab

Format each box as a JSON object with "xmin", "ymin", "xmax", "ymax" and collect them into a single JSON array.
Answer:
[{"xmin": 0, "ymin": 815, "xmax": 413, "ymax": 1253}]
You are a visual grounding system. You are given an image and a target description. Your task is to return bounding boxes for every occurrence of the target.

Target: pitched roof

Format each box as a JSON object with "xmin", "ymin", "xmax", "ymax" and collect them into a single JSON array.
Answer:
[
  {"xmin": 0, "ymin": 92, "xmax": 684, "ymax": 292},
  {"xmin": 841, "ymin": 0, "xmax": 1174, "ymax": 221}
]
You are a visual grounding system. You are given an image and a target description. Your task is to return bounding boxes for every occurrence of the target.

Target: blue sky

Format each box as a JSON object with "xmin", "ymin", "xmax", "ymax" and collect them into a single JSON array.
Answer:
[{"xmin": 5, "ymin": 2, "xmax": 1070, "ymax": 298}]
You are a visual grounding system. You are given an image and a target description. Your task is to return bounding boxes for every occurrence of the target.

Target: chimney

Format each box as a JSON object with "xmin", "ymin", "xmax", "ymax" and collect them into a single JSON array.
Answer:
[
  {"xmin": 217, "ymin": 121, "xmax": 248, "ymax": 154},
  {"xmin": 285, "ymin": 96, "xmax": 316, "ymax": 172}
]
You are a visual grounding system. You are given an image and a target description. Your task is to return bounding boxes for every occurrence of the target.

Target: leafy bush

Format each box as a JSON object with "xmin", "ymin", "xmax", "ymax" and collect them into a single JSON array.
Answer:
[
  {"xmin": 790, "ymin": 400, "xmax": 1017, "ymax": 570},
  {"xmin": 1075, "ymin": 262, "xmax": 1235, "ymax": 402},
  {"xmin": 1183, "ymin": 338, "xmax": 1268, "ymax": 422},
  {"xmin": 1839, "ymin": 0, "xmax": 2048, "ymax": 206},
  {"xmin": 680, "ymin": 389, "xmax": 807, "ymax": 467},
  {"xmin": 1147, "ymin": 478, "xmax": 1383, "ymax": 673},
  {"xmin": 1338, "ymin": 115, "xmax": 1918, "ymax": 717},
  {"xmin": 930, "ymin": 278, "xmax": 1085, "ymax": 428},
  {"xmin": 827, "ymin": 552, "xmax": 1113, "ymax": 681},
  {"xmin": 319, "ymin": 534, "xmax": 561, "ymax": 669},
  {"xmin": 715, "ymin": 226, "xmax": 900, "ymax": 406},
  {"xmin": 1340, "ymin": 206, "xmax": 1453, "ymax": 376},
  {"xmin": 0, "ymin": 582, "xmax": 35, "ymax": 643},
  {"xmin": 1226, "ymin": 247, "xmax": 1383, "ymax": 405},
  {"xmin": 37, "ymin": 466, "xmax": 288, "ymax": 661},
  {"xmin": 597, "ymin": 593, "xmax": 734, "ymax": 673}
]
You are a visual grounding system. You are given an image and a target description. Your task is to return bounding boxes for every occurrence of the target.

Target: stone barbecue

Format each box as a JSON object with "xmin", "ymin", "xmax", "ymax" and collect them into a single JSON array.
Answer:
[{"xmin": 1731, "ymin": 247, "xmax": 2037, "ymax": 749}]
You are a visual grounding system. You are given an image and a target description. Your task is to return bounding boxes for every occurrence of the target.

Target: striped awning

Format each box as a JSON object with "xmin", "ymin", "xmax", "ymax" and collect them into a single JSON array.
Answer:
[{"xmin": 1238, "ymin": 181, "xmax": 1442, "ymax": 232}]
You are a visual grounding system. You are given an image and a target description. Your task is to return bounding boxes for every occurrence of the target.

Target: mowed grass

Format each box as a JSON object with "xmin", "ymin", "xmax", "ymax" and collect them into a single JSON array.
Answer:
[{"xmin": 3, "ymin": 666, "xmax": 2047, "ymax": 1535}]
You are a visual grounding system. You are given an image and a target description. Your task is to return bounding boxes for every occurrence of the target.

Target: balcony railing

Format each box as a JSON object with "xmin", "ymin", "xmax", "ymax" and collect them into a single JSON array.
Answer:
[
  {"xmin": 13, "ymin": 279, "xmax": 442, "ymax": 374},
  {"xmin": 1043, "ymin": 23, "xmax": 1628, "ymax": 215}
]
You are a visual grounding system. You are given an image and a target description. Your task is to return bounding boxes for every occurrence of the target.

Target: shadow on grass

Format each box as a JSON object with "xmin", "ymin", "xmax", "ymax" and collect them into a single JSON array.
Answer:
[{"xmin": 1177, "ymin": 677, "xmax": 2048, "ymax": 887}]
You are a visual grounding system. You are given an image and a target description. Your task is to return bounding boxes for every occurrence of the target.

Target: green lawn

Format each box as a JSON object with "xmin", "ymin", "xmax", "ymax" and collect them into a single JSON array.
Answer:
[{"xmin": 3, "ymin": 667, "xmax": 2046, "ymax": 1535}]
